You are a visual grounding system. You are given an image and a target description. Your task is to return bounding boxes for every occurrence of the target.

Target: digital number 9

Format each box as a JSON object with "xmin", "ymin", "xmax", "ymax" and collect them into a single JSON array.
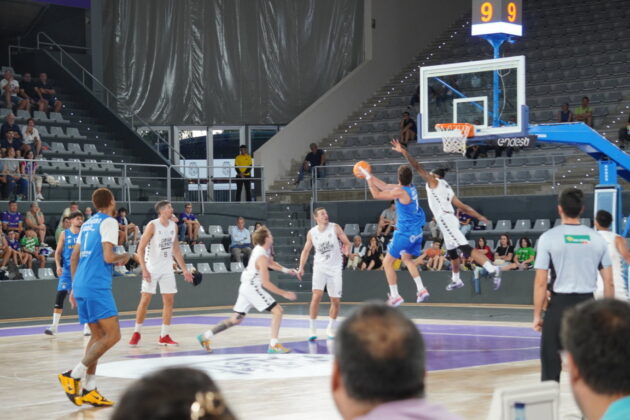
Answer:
[
  {"xmin": 480, "ymin": 2, "xmax": 493, "ymax": 22},
  {"xmin": 507, "ymin": 2, "xmax": 517, "ymax": 22}
]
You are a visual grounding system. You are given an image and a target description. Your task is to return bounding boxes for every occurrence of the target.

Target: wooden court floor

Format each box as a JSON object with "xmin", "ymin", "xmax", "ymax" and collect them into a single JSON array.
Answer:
[{"xmin": 0, "ymin": 304, "xmax": 583, "ymax": 420}]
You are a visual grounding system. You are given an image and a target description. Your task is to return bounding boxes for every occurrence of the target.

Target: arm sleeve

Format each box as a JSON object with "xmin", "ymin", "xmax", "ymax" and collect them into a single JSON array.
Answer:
[
  {"xmin": 100, "ymin": 217, "xmax": 120, "ymax": 245},
  {"xmin": 534, "ymin": 234, "xmax": 551, "ymax": 269}
]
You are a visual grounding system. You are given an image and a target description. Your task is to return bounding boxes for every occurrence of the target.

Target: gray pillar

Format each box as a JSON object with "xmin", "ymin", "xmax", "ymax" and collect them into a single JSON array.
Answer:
[{"xmin": 89, "ymin": 0, "xmax": 104, "ymax": 100}]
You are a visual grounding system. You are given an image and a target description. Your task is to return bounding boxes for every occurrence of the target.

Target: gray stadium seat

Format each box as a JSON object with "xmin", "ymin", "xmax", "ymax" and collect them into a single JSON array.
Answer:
[
  {"xmin": 38, "ymin": 268, "xmax": 56, "ymax": 280},
  {"xmin": 49, "ymin": 112, "xmax": 70, "ymax": 124},
  {"xmin": 84, "ymin": 144, "xmax": 104, "ymax": 155},
  {"xmin": 19, "ymin": 269, "xmax": 37, "ymax": 280},
  {"xmin": 494, "ymin": 220, "xmax": 512, "ymax": 232},
  {"xmin": 180, "ymin": 244, "xmax": 194, "ymax": 256},
  {"xmin": 67, "ymin": 127, "xmax": 87, "ymax": 139},
  {"xmin": 197, "ymin": 263, "xmax": 213, "ymax": 274},
  {"xmin": 212, "ymin": 263, "xmax": 228, "ymax": 273},
  {"xmin": 208, "ymin": 225, "xmax": 227, "ymax": 238},
  {"xmin": 50, "ymin": 142, "xmax": 67, "ymax": 154},
  {"xmin": 210, "ymin": 244, "xmax": 229, "ymax": 257},
  {"xmin": 512, "ymin": 219, "xmax": 532, "ymax": 232},
  {"xmin": 362, "ymin": 223, "xmax": 377, "ymax": 237},
  {"xmin": 344, "ymin": 224, "xmax": 360, "ymax": 237},
  {"xmin": 50, "ymin": 126, "xmax": 69, "ymax": 138},
  {"xmin": 230, "ymin": 262, "xmax": 244, "ymax": 272},
  {"xmin": 33, "ymin": 110, "xmax": 51, "ymax": 122},
  {"xmin": 531, "ymin": 219, "xmax": 551, "ymax": 233},
  {"xmin": 193, "ymin": 243, "xmax": 211, "ymax": 257}
]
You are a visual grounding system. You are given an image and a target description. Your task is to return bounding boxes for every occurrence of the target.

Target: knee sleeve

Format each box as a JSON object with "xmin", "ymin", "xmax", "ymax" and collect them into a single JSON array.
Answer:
[
  {"xmin": 458, "ymin": 245, "xmax": 473, "ymax": 258},
  {"xmin": 54, "ymin": 290, "xmax": 68, "ymax": 309}
]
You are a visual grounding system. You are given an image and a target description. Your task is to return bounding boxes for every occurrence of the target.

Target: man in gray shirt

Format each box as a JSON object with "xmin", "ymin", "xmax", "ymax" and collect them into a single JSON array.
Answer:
[{"xmin": 533, "ymin": 188, "xmax": 614, "ymax": 382}]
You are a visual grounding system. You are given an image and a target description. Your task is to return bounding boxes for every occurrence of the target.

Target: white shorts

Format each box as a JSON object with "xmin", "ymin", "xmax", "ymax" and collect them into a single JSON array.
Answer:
[
  {"xmin": 312, "ymin": 269, "xmax": 343, "ymax": 298},
  {"xmin": 436, "ymin": 213, "xmax": 469, "ymax": 251},
  {"xmin": 141, "ymin": 271, "xmax": 177, "ymax": 294},
  {"xmin": 233, "ymin": 283, "xmax": 276, "ymax": 314}
]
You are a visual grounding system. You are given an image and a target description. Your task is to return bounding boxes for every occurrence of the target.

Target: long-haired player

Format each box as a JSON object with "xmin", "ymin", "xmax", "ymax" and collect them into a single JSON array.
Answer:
[
  {"xmin": 358, "ymin": 161, "xmax": 429, "ymax": 306},
  {"xmin": 391, "ymin": 139, "xmax": 502, "ymax": 290}
]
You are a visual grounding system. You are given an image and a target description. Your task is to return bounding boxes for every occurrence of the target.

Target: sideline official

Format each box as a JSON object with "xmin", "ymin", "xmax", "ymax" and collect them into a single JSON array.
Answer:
[{"xmin": 532, "ymin": 188, "xmax": 613, "ymax": 382}]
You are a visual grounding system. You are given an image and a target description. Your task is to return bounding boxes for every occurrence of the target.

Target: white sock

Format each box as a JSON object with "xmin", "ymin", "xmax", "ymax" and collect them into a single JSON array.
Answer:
[
  {"xmin": 270, "ymin": 338, "xmax": 278, "ymax": 347},
  {"xmin": 389, "ymin": 285, "xmax": 400, "ymax": 298},
  {"xmin": 52, "ymin": 312, "xmax": 61, "ymax": 329},
  {"xmin": 160, "ymin": 324, "xmax": 170, "ymax": 338},
  {"xmin": 84, "ymin": 374, "xmax": 96, "ymax": 391},
  {"xmin": 452, "ymin": 271, "xmax": 461, "ymax": 282},
  {"xmin": 134, "ymin": 323, "xmax": 142, "ymax": 333},
  {"xmin": 328, "ymin": 318, "xmax": 336, "ymax": 330},
  {"xmin": 203, "ymin": 330, "xmax": 214, "ymax": 340},
  {"xmin": 483, "ymin": 261, "xmax": 497, "ymax": 273},
  {"xmin": 413, "ymin": 276, "xmax": 425, "ymax": 291},
  {"xmin": 83, "ymin": 324, "xmax": 90, "ymax": 334},
  {"xmin": 70, "ymin": 362, "xmax": 87, "ymax": 379}
]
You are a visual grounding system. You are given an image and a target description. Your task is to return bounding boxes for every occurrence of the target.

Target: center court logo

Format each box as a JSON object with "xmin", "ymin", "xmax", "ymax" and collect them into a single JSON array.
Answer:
[{"xmin": 97, "ymin": 354, "xmax": 334, "ymax": 381}]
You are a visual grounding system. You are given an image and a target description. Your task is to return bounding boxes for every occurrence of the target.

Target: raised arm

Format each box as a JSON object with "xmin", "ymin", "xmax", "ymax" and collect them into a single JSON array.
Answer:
[
  {"xmin": 367, "ymin": 177, "xmax": 408, "ymax": 202},
  {"xmin": 391, "ymin": 139, "xmax": 437, "ymax": 188},
  {"xmin": 451, "ymin": 195, "xmax": 489, "ymax": 224}
]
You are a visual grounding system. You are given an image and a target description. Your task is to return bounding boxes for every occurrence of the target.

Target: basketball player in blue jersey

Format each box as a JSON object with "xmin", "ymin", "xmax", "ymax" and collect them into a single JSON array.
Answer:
[
  {"xmin": 361, "ymin": 162, "xmax": 429, "ymax": 306},
  {"xmin": 45, "ymin": 211, "xmax": 84, "ymax": 336},
  {"xmin": 58, "ymin": 188, "xmax": 131, "ymax": 407}
]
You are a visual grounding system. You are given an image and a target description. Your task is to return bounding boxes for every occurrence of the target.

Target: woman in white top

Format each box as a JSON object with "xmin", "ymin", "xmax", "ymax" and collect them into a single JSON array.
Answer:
[{"xmin": 20, "ymin": 118, "xmax": 42, "ymax": 157}]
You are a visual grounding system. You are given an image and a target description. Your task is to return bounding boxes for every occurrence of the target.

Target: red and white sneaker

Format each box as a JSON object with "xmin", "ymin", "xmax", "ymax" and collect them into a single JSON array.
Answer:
[
  {"xmin": 128, "ymin": 332, "xmax": 141, "ymax": 347},
  {"xmin": 158, "ymin": 335, "xmax": 179, "ymax": 346},
  {"xmin": 387, "ymin": 294, "xmax": 404, "ymax": 307},
  {"xmin": 416, "ymin": 288, "xmax": 430, "ymax": 303}
]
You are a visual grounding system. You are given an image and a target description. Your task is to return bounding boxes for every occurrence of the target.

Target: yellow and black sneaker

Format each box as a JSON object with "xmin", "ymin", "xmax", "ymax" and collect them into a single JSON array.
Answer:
[
  {"xmin": 81, "ymin": 388, "xmax": 114, "ymax": 407},
  {"xmin": 57, "ymin": 371, "xmax": 83, "ymax": 406}
]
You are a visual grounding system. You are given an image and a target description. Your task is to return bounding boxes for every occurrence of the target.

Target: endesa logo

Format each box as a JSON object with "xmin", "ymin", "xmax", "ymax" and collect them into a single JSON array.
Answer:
[{"xmin": 495, "ymin": 135, "xmax": 537, "ymax": 148}]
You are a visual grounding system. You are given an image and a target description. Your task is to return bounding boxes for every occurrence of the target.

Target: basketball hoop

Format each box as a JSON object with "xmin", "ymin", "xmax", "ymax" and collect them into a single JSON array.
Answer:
[{"xmin": 435, "ymin": 123, "xmax": 475, "ymax": 155}]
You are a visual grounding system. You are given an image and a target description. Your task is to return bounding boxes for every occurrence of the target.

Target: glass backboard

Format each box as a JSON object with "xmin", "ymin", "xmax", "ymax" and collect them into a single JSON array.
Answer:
[{"xmin": 419, "ymin": 55, "xmax": 526, "ymax": 140}]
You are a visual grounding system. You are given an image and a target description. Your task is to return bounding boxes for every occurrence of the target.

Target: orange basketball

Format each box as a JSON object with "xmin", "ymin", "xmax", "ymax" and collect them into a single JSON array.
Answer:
[{"xmin": 353, "ymin": 161, "xmax": 372, "ymax": 179}]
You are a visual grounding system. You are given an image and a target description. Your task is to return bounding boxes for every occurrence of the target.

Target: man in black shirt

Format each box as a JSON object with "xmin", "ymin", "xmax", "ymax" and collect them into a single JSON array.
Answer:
[
  {"xmin": 0, "ymin": 113, "xmax": 23, "ymax": 143},
  {"xmin": 399, "ymin": 112, "xmax": 417, "ymax": 146},
  {"xmin": 296, "ymin": 143, "xmax": 326, "ymax": 186},
  {"xmin": 19, "ymin": 73, "xmax": 40, "ymax": 110},
  {"xmin": 34, "ymin": 73, "xmax": 62, "ymax": 113}
]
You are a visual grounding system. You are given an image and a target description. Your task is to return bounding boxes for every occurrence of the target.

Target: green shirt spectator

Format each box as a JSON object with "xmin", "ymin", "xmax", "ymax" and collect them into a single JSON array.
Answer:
[{"xmin": 21, "ymin": 234, "xmax": 39, "ymax": 253}]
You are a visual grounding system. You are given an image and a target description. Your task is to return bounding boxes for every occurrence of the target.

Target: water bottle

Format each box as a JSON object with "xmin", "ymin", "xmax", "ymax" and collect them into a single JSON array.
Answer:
[{"xmin": 513, "ymin": 402, "xmax": 526, "ymax": 420}]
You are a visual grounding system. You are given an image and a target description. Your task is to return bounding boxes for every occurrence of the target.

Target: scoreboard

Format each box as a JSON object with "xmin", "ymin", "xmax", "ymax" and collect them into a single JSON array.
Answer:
[{"xmin": 471, "ymin": 0, "xmax": 523, "ymax": 36}]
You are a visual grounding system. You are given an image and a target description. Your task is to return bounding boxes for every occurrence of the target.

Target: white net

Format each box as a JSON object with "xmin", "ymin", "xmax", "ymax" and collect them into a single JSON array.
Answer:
[{"xmin": 435, "ymin": 124, "xmax": 473, "ymax": 155}]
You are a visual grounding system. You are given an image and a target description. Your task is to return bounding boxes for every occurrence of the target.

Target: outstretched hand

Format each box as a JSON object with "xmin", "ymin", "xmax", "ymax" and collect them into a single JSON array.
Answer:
[{"xmin": 391, "ymin": 139, "xmax": 405, "ymax": 154}]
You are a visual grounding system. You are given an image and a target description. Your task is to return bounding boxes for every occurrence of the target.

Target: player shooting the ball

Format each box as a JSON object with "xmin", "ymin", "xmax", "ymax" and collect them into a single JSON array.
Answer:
[{"xmin": 354, "ymin": 159, "xmax": 429, "ymax": 306}]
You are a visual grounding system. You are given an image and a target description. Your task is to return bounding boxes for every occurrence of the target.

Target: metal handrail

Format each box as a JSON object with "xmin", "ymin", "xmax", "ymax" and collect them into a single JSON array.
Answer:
[{"xmin": 33, "ymin": 32, "xmax": 184, "ymax": 163}]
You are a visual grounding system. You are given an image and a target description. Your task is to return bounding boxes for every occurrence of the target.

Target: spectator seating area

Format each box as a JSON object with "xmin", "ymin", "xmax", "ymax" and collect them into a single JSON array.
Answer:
[
  {"xmin": 0, "ymin": 66, "xmax": 170, "ymax": 201},
  {"xmin": 270, "ymin": 0, "xmax": 630, "ymax": 198}
]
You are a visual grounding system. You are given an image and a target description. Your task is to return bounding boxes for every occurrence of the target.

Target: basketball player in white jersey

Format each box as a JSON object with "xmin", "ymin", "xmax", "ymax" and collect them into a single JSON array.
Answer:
[
  {"xmin": 129, "ymin": 200, "xmax": 193, "ymax": 346},
  {"xmin": 595, "ymin": 210, "xmax": 630, "ymax": 300},
  {"xmin": 197, "ymin": 226, "xmax": 299, "ymax": 353},
  {"xmin": 392, "ymin": 139, "xmax": 501, "ymax": 290},
  {"xmin": 298, "ymin": 207, "xmax": 351, "ymax": 340}
]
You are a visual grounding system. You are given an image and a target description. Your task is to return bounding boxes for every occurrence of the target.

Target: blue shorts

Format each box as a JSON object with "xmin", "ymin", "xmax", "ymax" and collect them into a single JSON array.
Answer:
[
  {"xmin": 45, "ymin": 97, "xmax": 58, "ymax": 107},
  {"xmin": 9, "ymin": 96, "xmax": 22, "ymax": 106},
  {"xmin": 387, "ymin": 230, "xmax": 423, "ymax": 259},
  {"xmin": 75, "ymin": 292, "xmax": 118, "ymax": 324},
  {"xmin": 57, "ymin": 275, "xmax": 72, "ymax": 291}
]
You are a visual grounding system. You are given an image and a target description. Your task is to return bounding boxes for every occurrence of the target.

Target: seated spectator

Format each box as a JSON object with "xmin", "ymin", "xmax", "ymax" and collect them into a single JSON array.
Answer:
[
  {"xmin": 3, "ymin": 147, "xmax": 28, "ymax": 200},
  {"xmin": 332, "ymin": 303, "xmax": 463, "ymax": 420},
  {"xmin": 179, "ymin": 202, "xmax": 200, "ymax": 244},
  {"xmin": 21, "ymin": 150, "xmax": 44, "ymax": 201},
  {"xmin": 57, "ymin": 201, "xmax": 80, "ymax": 231},
  {"xmin": 0, "ymin": 113, "xmax": 24, "ymax": 145},
  {"xmin": 21, "ymin": 118, "xmax": 42, "ymax": 157},
  {"xmin": 429, "ymin": 217, "xmax": 442, "ymax": 241},
  {"xmin": 0, "ymin": 231, "xmax": 13, "ymax": 270},
  {"xmin": 574, "ymin": 96, "xmax": 593, "ymax": 127},
  {"xmin": 561, "ymin": 299, "xmax": 630, "ymax": 420},
  {"xmin": 84, "ymin": 206, "xmax": 93, "ymax": 220},
  {"xmin": 21, "ymin": 228, "xmax": 46, "ymax": 269},
  {"xmin": 475, "ymin": 237, "xmax": 493, "ymax": 261},
  {"xmin": 347, "ymin": 235, "xmax": 366, "ymax": 270},
  {"xmin": 414, "ymin": 240, "xmax": 445, "ymax": 271},
  {"xmin": 229, "ymin": 216, "xmax": 252, "ymax": 265},
  {"xmin": 494, "ymin": 234, "xmax": 514, "ymax": 267},
  {"xmin": 117, "ymin": 207, "xmax": 140, "ymax": 245},
  {"xmin": 25, "ymin": 202, "xmax": 47, "ymax": 246},
  {"xmin": 254, "ymin": 222, "xmax": 262, "ymax": 231},
  {"xmin": 55, "ymin": 216, "xmax": 69, "ymax": 244},
  {"xmin": 2, "ymin": 200, "xmax": 23, "ymax": 235},
  {"xmin": 1, "ymin": 129, "xmax": 23, "ymax": 157},
  {"xmin": 34, "ymin": 72, "xmax": 62, "ymax": 113},
  {"xmin": 7, "ymin": 230, "xmax": 31, "ymax": 267},
  {"xmin": 504, "ymin": 237, "xmax": 535, "ymax": 271},
  {"xmin": 457, "ymin": 209, "xmax": 473, "ymax": 237},
  {"xmin": 559, "ymin": 102, "xmax": 573, "ymax": 123},
  {"xmin": 618, "ymin": 115, "xmax": 630, "ymax": 150},
  {"xmin": 296, "ymin": 143, "xmax": 326, "ymax": 185},
  {"xmin": 112, "ymin": 367, "xmax": 237, "ymax": 420},
  {"xmin": 1, "ymin": 70, "xmax": 29, "ymax": 111},
  {"xmin": 360, "ymin": 236, "xmax": 383, "ymax": 271},
  {"xmin": 376, "ymin": 200, "xmax": 396, "ymax": 238},
  {"xmin": 399, "ymin": 112, "xmax": 417, "ymax": 146},
  {"xmin": 18, "ymin": 72, "xmax": 39, "ymax": 110}
]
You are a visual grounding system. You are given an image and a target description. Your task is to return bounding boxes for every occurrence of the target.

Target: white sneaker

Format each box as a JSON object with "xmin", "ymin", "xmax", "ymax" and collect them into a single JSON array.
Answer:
[
  {"xmin": 446, "ymin": 280, "xmax": 465, "ymax": 291},
  {"xmin": 308, "ymin": 329, "xmax": 317, "ymax": 341},
  {"xmin": 387, "ymin": 294, "xmax": 404, "ymax": 307},
  {"xmin": 83, "ymin": 325, "xmax": 91, "ymax": 336},
  {"xmin": 36, "ymin": 193, "xmax": 44, "ymax": 201},
  {"xmin": 416, "ymin": 288, "xmax": 430, "ymax": 302},
  {"xmin": 326, "ymin": 327, "xmax": 335, "ymax": 339},
  {"xmin": 44, "ymin": 327, "xmax": 56, "ymax": 336}
]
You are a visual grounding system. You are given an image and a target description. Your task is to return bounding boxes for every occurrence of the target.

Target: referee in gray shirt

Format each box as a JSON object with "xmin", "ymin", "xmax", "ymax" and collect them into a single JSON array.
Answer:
[{"xmin": 533, "ymin": 188, "xmax": 614, "ymax": 382}]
